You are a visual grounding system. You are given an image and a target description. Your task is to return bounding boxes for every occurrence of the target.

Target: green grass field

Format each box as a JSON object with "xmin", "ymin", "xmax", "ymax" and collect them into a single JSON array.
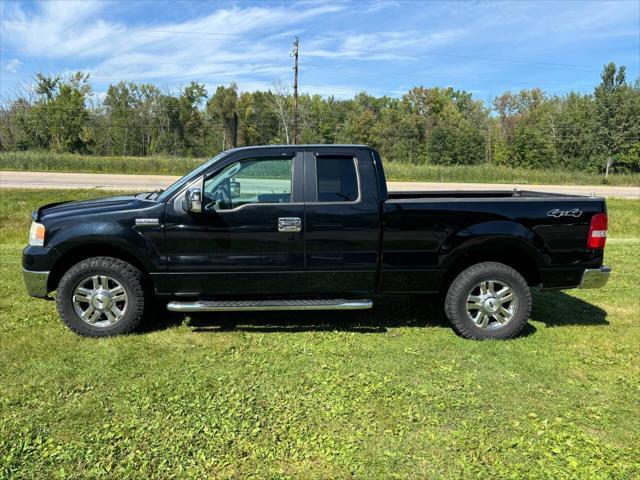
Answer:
[
  {"xmin": 1, "ymin": 189, "xmax": 639, "ymax": 479},
  {"xmin": 2, "ymin": 150, "xmax": 639, "ymax": 186}
]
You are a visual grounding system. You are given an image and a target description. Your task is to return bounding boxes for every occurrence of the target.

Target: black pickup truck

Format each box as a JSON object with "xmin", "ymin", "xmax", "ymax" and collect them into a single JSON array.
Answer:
[{"xmin": 23, "ymin": 145, "xmax": 610, "ymax": 339}]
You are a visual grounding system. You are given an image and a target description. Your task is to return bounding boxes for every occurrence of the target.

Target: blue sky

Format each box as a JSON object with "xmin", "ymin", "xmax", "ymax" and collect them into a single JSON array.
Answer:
[{"xmin": 1, "ymin": 0, "xmax": 638, "ymax": 105}]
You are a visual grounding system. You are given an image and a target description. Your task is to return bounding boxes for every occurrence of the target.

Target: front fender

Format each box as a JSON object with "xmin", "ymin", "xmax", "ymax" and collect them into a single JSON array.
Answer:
[{"xmin": 46, "ymin": 221, "xmax": 162, "ymax": 272}]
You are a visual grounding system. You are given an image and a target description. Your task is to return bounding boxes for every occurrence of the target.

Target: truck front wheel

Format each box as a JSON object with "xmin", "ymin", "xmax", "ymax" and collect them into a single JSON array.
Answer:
[
  {"xmin": 444, "ymin": 261, "xmax": 532, "ymax": 340},
  {"xmin": 56, "ymin": 256, "xmax": 146, "ymax": 337}
]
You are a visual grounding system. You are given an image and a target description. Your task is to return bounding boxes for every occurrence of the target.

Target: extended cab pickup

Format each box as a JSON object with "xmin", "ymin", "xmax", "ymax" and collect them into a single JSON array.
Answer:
[{"xmin": 23, "ymin": 145, "xmax": 610, "ymax": 339}]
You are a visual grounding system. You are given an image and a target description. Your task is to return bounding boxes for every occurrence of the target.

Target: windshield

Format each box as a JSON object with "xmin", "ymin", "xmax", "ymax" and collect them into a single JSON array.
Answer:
[{"xmin": 157, "ymin": 151, "xmax": 230, "ymax": 202}]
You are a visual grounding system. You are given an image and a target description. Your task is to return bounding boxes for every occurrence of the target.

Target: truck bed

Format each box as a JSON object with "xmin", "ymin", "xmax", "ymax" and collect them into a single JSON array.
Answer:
[
  {"xmin": 381, "ymin": 191, "xmax": 607, "ymax": 293},
  {"xmin": 387, "ymin": 189, "xmax": 580, "ymax": 200}
]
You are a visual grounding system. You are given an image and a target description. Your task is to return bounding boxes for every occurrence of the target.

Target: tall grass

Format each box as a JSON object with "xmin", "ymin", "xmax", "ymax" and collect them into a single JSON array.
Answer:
[
  {"xmin": 0, "ymin": 151, "xmax": 204, "ymax": 175},
  {"xmin": 2, "ymin": 150, "xmax": 639, "ymax": 186},
  {"xmin": 383, "ymin": 161, "xmax": 640, "ymax": 186}
]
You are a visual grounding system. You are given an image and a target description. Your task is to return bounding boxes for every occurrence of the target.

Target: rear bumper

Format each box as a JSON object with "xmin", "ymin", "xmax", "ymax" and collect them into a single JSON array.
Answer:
[
  {"xmin": 578, "ymin": 266, "xmax": 611, "ymax": 289},
  {"xmin": 23, "ymin": 269, "xmax": 50, "ymax": 298}
]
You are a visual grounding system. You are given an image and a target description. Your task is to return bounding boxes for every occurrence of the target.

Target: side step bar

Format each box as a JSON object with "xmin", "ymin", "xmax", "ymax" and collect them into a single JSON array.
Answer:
[{"xmin": 167, "ymin": 298, "xmax": 373, "ymax": 312}]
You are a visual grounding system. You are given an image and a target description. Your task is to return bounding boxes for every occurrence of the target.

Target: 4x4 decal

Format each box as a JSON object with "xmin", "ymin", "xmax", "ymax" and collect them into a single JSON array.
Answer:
[{"xmin": 547, "ymin": 208, "xmax": 583, "ymax": 218}]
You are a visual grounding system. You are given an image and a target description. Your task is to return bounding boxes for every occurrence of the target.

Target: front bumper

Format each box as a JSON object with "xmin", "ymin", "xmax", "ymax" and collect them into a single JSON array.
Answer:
[
  {"xmin": 578, "ymin": 266, "xmax": 611, "ymax": 289},
  {"xmin": 23, "ymin": 269, "xmax": 50, "ymax": 298}
]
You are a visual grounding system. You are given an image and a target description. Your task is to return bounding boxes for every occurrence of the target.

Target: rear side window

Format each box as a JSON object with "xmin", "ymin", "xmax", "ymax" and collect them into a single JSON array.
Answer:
[{"xmin": 316, "ymin": 157, "xmax": 358, "ymax": 202}]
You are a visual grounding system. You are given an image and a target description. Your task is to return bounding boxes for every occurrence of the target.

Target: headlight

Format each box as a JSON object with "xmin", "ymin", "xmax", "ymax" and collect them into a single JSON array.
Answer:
[{"xmin": 29, "ymin": 222, "xmax": 46, "ymax": 246}]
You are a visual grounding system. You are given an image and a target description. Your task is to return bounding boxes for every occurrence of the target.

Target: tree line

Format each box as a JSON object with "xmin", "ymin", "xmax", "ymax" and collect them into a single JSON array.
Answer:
[{"xmin": 0, "ymin": 63, "xmax": 638, "ymax": 173}]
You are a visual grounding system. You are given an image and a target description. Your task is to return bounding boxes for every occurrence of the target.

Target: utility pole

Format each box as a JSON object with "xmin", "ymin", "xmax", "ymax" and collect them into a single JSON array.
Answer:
[{"xmin": 292, "ymin": 36, "xmax": 299, "ymax": 145}]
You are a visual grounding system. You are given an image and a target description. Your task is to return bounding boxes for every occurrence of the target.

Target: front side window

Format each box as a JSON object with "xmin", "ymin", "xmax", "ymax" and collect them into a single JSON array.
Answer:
[
  {"xmin": 204, "ymin": 157, "xmax": 293, "ymax": 211},
  {"xmin": 316, "ymin": 157, "xmax": 359, "ymax": 202}
]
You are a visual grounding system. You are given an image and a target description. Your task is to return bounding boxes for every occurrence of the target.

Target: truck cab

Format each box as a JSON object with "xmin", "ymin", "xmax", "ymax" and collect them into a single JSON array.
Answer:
[{"xmin": 156, "ymin": 145, "xmax": 384, "ymax": 298}]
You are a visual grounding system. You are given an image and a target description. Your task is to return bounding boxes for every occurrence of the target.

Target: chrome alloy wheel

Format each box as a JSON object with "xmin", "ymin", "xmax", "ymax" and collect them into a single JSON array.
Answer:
[
  {"xmin": 466, "ymin": 279, "xmax": 518, "ymax": 330},
  {"xmin": 72, "ymin": 275, "xmax": 128, "ymax": 327}
]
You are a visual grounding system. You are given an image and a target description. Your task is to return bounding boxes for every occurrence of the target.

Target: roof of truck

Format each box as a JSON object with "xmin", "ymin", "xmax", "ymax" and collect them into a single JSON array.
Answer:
[{"xmin": 225, "ymin": 144, "xmax": 371, "ymax": 152}]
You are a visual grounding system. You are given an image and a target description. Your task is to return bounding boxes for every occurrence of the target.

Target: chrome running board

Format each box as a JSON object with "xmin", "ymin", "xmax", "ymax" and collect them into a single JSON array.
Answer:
[{"xmin": 167, "ymin": 298, "xmax": 373, "ymax": 312}]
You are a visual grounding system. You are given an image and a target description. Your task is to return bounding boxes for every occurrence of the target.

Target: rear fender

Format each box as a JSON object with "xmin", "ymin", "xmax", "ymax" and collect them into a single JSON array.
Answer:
[{"xmin": 441, "ymin": 220, "xmax": 546, "ymax": 275}]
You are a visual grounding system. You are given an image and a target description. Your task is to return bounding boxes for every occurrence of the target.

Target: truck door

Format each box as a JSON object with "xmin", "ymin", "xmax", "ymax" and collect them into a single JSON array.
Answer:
[
  {"xmin": 303, "ymin": 149, "xmax": 382, "ymax": 295},
  {"xmin": 161, "ymin": 151, "xmax": 306, "ymax": 296}
]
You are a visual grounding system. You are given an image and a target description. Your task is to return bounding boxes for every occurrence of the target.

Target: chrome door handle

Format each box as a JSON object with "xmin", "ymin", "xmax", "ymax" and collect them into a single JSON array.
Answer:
[{"xmin": 278, "ymin": 217, "xmax": 302, "ymax": 232}]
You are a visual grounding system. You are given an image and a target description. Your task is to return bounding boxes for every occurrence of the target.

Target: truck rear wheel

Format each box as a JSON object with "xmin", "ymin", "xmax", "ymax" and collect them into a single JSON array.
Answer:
[
  {"xmin": 444, "ymin": 261, "xmax": 532, "ymax": 340},
  {"xmin": 56, "ymin": 256, "xmax": 146, "ymax": 337}
]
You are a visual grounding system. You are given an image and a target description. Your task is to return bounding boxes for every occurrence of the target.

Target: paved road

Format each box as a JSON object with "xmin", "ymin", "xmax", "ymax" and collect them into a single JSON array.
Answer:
[{"xmin": 1, "ymin": 171, "xmax": 638, "ymax": 199}]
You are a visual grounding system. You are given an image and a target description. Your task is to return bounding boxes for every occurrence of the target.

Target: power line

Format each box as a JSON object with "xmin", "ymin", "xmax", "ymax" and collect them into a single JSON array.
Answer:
[
  {"xmin": 0, "ymin": 47, "xmax": 606, "ymax": 74},
  {"xmin": 0, "ymin": 56, "xmax": 293, "ymax": 77},
  {"xmin": 2, "ymin": 67, "xmax": 602, "ymax": 93},
  {"xmin": 418, "ymin": 52, "xmax": 595, "ymax": 71},
  {"xmin": 0, "ymin": 30, "xmax": 611, "ymax": 74}
]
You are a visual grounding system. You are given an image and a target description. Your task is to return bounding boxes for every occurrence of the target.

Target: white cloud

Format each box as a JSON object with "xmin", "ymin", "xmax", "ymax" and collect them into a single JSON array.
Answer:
[
  {"xmin": 438, "ymin": 0, "xmax": 640, "ymax": 49},
  {"xmin": 365, "ymin": 0, "xmax": 401, "ymax": 13},
  {"xmin": 3, "ymin": 59, "xmax": 23, "ymax": 74},
  {"xmin": 0, "ymin": 1, "xmax": 345, "ymax": 83},
  {"xmin": 0, "ymin": 1, "xmax": 109, "ymax": 57},
  {"xmin": 305, "ymin": 29, "xmax": 465, "ymax": 60},
  {"xmin": 0, "ymin": 0, "xmax": 464, "ymax": 95},
  {"xmin": 0, "ymin": 1, "xmax": 462, "ymax": 79}
]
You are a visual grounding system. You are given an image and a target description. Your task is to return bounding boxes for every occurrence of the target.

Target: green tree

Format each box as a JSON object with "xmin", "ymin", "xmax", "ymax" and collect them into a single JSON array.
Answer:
[
  {"xmin": 207, "ymin": 83, "xmax": 238, "ymax": 150},
  {"xmin": 48, "ymin": 73, "xmax": 92, "ymax": 152},
  {"xmin": 1, "ymin": 63, "xmax": 637, "ymax": 173},
  {"xmin": 492, "ymin": 89, "xmax": 558, "ymax": 168},
  {"xmin": 553, "ymin": 92, "xmax": 598, "ymax": 170},
  {"xmin": 237, "ymin": 91, "xmax": 281, "ymax": 146},
  {"xmin": 103, "ymin": 81, "xmax": 141, "ymax": 156},
  {"xmin": 21, "ymin": 72, "xmax": 92, "ymax": 153},
  {"xmin": 594, "ymin": 63, "xmax": 640, "ymax": 172},
  {"xmin": 178, "ymin": 82, "xmax": 207, "ymax": 156},
  {"xmin": 372, "ymin": 99, "xmax": 423, "ymax": 163}
]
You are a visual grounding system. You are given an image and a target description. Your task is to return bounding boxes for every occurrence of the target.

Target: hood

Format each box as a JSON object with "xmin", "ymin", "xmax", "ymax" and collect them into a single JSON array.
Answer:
[{"xmin": 34, "ymin": 195, "xmax": 143, "ymax": 221}]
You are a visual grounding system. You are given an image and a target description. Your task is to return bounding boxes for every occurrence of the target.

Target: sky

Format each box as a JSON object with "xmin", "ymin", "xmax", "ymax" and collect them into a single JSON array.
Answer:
[{"xmin": 1, "ymin": 0, "xmax": 639, "ymax": 105}]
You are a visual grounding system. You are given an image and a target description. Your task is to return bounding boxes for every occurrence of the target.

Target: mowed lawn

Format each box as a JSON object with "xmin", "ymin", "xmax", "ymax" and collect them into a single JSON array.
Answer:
[{"xmin": 0, "ymin": 190, "xmax": 638, "ymax": 479}]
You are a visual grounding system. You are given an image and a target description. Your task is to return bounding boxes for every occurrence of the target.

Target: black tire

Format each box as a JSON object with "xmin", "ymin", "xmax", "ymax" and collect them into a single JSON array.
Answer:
[
  {"xmin": 444, "ymin": 261, "xmax": 532, "ymax": 340},
  {"xmin": 56, "ymin": 256, "xmax": 146, "ymax": 337}
]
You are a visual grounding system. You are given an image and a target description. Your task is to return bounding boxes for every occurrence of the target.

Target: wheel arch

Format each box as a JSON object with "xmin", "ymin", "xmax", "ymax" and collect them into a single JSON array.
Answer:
[
  {"xmin": 441, "ymin": 237, "xmax": 543, "ymax": 292},
  {"xmin": 48, "ymin": 243, "xmax": 150, "ymax": 292}
]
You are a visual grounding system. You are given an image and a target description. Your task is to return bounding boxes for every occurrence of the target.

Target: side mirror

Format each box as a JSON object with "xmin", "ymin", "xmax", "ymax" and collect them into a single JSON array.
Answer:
[
  {"xmin": 182, "ymin": 187, "xmax": 203, "ymax": 213},
  {"xmin": 230, "ymin": 181, "xmax": 241, "ymax": 199}
]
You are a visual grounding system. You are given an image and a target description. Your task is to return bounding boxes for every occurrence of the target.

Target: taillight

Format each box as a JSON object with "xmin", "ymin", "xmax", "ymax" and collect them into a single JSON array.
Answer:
[{"xmin": 587, "ymin": 213, "xmax": 608, "ymax": 249}]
